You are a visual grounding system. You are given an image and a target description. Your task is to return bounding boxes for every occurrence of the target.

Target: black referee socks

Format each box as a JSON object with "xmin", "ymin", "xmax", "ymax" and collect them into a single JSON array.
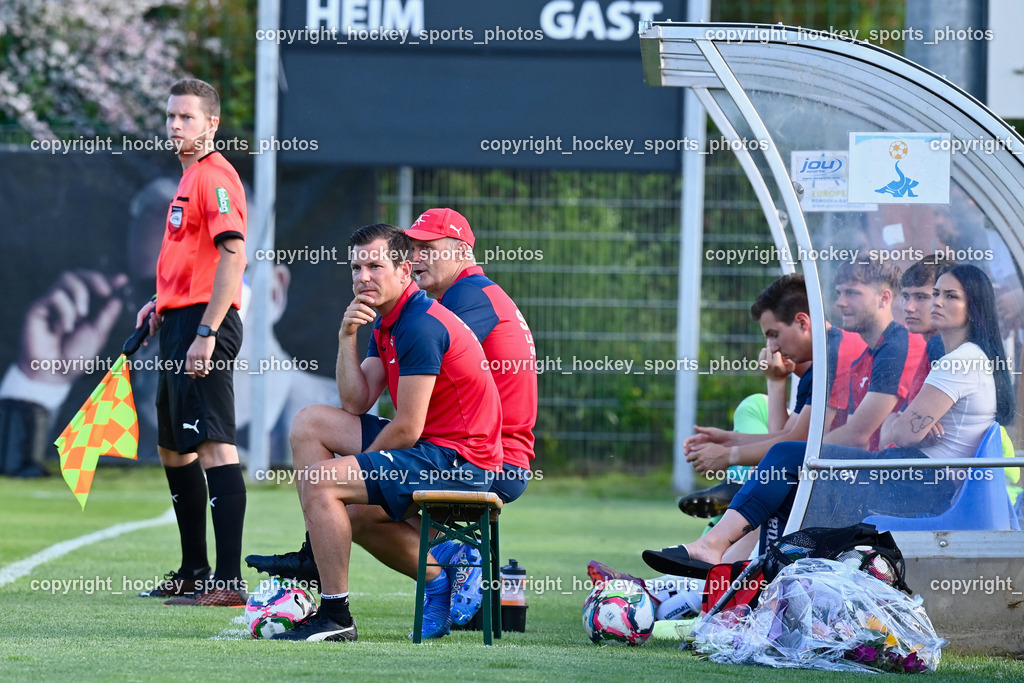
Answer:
[
  {"xmin": 206, "ymin": 463, "xmax": 247, "ymax": 583},
  {"xmin": 164, "ymin": 459, "xmax": 210, "ymax": 574}
]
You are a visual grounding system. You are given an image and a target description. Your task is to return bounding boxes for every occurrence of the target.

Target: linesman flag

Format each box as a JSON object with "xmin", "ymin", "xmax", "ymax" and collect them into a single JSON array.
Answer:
[
  {"xmin": 54, "ymin": 311, "xmax": 151, "ymax": 509},
  {"xmin": 54, "ymin": 354, "xmax": 139, "ymax": 508}
]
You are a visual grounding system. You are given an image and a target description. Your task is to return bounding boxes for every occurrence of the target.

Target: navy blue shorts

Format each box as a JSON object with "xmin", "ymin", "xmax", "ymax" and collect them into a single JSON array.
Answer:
[
  {"xmin": 355, "ymin": 443, "xmax": 492, "ymax": 521},
  {"xmin": 359, "ymin": 413, "xmax": 390, "ymax": 451},
  {"xmin": 490, "ymin": 464, "xmax": 531, "ymax": 504},
  {"xmin": 355, "ymin": 413, "xmax": 498, "ymax": 519}
]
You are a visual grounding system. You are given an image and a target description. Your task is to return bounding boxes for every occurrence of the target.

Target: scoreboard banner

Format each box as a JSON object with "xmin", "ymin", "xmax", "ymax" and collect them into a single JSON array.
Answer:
[{"xmin": 274, "ymin": 1, "xmax": 687, "ymax": 170}]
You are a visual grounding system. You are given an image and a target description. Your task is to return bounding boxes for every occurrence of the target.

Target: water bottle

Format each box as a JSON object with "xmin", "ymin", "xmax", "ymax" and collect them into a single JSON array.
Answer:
[
  {"xmin": 500, "ymin": 558, "xmax": 528, "ymax": 631},
  {"xmin": 500, "ymin": 559, "xmax": 527, "ymax": 606}
]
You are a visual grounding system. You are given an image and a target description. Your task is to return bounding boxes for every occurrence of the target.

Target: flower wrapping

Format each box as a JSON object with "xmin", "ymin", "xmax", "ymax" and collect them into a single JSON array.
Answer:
[{"xmin": 694, "ymin": 558, "xmax": 946, "ymax": 673}]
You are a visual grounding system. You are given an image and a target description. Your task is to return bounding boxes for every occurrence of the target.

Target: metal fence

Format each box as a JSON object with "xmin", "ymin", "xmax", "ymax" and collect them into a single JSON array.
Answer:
[
  {"xmin": 368, "ymin": 1, "xmax": 910, "ymax": 475},
  {"xmin": 375, "ymin": 156, "xmax": 780, "ymax": 474}
]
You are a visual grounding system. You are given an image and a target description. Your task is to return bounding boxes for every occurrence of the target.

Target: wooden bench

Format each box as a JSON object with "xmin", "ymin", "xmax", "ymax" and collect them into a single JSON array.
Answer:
[{"xmin": 411, "ymin": 490, "xmax": 503, "ymax": 645}]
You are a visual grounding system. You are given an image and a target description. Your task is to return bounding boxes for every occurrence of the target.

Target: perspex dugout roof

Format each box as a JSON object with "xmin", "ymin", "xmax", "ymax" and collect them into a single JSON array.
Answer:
[{"xmin": 640, "ymin": 22, "xmax": 1024, "ymax": 655}]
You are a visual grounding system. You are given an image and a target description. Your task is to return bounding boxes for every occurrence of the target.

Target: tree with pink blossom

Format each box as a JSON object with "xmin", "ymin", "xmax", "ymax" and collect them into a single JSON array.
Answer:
[{"xmin": 0, "ymin": 0, "xmax": 187, "ymax": 139}]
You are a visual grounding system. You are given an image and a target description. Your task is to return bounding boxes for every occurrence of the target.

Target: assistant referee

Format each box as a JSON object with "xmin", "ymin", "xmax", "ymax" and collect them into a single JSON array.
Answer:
[{"xmin": 134, "ymin": 78, "xmax": 248, "ymax": 607}]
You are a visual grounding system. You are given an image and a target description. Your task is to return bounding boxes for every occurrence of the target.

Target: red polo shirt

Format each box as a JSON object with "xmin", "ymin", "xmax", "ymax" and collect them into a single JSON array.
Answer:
[
  {"xmin": 156, "ymin": 152, "xmax": 246, "ymax": 313},
  {"xmin": 440, "ymin": 266, "xmax": 538, "ymax": 469}
]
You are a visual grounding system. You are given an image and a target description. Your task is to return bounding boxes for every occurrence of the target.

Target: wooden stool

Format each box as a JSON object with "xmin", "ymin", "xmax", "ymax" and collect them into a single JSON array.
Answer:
[{"xmin": 412, "ymin": 490, "xmax": 503, "ymax": 645}]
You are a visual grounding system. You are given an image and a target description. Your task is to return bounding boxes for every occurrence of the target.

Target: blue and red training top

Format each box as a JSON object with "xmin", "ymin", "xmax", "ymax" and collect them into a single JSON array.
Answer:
[
  {"xmin": 844, "ymin": 320, "xmax": 926, "ymax": 450},
  {"xmin": 440, "ymin": 266, "xmax": 538, "ymax": 470},
  {"xmin": 368, "ymin": 283, "xmax": 503, "ymax": 471}
]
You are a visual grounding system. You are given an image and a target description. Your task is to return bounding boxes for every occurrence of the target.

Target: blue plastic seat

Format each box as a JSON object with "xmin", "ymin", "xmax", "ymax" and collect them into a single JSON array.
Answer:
[{"xmin": 863, "ymin": 424, "xmax": 1021, "ymax": 531}]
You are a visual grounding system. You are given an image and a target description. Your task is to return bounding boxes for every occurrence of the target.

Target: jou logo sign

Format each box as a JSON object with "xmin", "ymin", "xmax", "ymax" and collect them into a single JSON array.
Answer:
[{"xmin": 798, "ymin": 156, "xmax": 844, "ymax": 175}]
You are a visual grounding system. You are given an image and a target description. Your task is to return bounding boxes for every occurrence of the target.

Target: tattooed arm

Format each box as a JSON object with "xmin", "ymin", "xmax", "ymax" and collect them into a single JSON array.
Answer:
[{"xmin": 880, "ymin": 385, "xmax": 955, "ymax": 448}]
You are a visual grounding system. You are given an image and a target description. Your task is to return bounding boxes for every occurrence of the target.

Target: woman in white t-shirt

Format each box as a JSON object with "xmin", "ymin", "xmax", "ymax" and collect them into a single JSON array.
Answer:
[
  {"xmin": 878, "ymin": 264, "xmax": 1013, "ymax": 456},
  {"xmin": 643, "ymin": 265, "xmax": 1015, "ymax": 575},
  {"xmin": 810, "ymin": 263, "xmax": 1016, "ymax": 526}
]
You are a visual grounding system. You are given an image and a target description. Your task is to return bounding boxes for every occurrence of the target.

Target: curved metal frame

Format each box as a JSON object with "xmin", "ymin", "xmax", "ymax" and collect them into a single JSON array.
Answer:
[
  {"xmin": 688, "ymin": 38, "xmax": 831, "ymax": 532},
  {"xmin": 641, "ymin": 21, "xmax": 1024, "ymax": 530}
]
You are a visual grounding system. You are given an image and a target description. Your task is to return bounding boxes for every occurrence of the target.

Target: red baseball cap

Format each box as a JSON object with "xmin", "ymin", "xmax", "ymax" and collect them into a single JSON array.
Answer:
[{"xmin": 405, "ymin": 207, "xmax": 475, "ymax": 247}]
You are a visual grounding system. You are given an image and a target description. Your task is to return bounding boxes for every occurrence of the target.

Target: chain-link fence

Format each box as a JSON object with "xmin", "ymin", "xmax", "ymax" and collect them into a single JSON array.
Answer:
[
  {"xmin": 368, "ymin": 1, "xmax": 910, "ymax": 474},
  {"xmin": 374, "ymin": 156, "xmax": 781, "ymax": 473}
]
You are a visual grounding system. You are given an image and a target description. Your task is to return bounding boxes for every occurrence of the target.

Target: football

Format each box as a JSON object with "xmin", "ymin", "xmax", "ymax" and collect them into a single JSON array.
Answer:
[
  {"xmin": 888, "ymin": 140, "xmax": 908, "ymax": 160},
  {"xmin": 581, "ymin": 579, "xmax": 656, "ymax": 646},
  {"xmin": 244, "ymin": 579, "xmax": 317, "ymax": 639}
]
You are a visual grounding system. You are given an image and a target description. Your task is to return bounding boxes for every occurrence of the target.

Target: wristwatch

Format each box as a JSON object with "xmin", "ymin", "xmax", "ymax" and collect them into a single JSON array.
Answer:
[{"xmin": 196, "ymin": 324, "xmax": 218, "ymax": 338}]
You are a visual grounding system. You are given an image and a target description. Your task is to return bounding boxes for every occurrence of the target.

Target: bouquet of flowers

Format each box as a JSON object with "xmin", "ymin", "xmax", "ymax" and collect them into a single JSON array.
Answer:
[
  {"xmin": 842, "ymin": 612, "xmax": 931, "ymax": 673},
  {"xmin": 695, "ymin": 558, "xmax": 945, "ymax": 673}
]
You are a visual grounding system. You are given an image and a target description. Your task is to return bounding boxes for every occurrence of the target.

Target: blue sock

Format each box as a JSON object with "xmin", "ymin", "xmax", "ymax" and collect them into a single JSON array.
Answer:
[
  {"xmin": 431, "ymin": 540, "xmax": 459, "ymax": 566},
  {"xmin": 418, "ymin": 568, "xmax": 452, "ymax": 638}
]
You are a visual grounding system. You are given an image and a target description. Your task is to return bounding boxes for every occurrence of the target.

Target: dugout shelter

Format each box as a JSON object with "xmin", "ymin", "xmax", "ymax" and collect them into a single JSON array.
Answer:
[{"xmin": 640, "ymin": 21, "xmax": 1024, "ymax": 655}]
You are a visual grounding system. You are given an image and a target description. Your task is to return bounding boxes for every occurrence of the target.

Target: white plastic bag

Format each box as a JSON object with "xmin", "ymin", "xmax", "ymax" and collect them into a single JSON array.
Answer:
[{"xmin": 694, "ymin": 558, "xmax": 945, "ymax": 673}]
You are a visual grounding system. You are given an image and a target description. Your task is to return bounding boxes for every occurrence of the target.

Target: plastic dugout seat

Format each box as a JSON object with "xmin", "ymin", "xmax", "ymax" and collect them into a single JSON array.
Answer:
[
  {"xmin": 412, "ymin": 490, "xmax": 503, "ymax": 645},
  {"xmin": 863, "ymin": 423, "xmax": 1021, "ymax": 531}
]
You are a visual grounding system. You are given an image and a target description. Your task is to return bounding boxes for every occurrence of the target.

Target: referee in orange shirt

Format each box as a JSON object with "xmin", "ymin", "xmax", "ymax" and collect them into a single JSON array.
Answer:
[{"xmin": 134, "ymin": 78, "xmax": 248, "ymax": 606}]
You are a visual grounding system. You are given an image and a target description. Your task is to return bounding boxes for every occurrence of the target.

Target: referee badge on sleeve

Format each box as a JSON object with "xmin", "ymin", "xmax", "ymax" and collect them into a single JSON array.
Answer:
[{"xmin": 215, "ymin": 187, "xmax": 231, "ymax": 214}]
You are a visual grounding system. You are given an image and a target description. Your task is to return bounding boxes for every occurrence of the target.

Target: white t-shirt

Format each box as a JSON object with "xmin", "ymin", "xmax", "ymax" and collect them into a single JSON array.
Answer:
[{"xmin": 921, "ymin": 342, "xmax": 997, "ymax": 459}]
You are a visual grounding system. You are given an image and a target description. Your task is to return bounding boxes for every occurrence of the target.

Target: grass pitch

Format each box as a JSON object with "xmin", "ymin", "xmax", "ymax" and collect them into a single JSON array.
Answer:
[{"xmin": 0, "ymin": 468, "xmax": 1022, "ymax": 681}]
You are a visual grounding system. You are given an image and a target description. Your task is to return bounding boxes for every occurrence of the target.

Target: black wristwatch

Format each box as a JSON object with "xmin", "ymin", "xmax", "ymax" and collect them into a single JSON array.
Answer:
[{"xmin": 196, "ymin": 324, "xmax": 218, "ymax": 338}]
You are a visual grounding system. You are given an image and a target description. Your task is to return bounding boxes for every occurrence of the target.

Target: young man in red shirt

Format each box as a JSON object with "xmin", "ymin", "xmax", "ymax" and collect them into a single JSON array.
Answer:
[
  {"xmin": 134, "ymin": 78, "xmax": 248, "ymax": 606},
  {"xmin": 827, "ymin": 259, "xmax": 926, "ymax": 449}
]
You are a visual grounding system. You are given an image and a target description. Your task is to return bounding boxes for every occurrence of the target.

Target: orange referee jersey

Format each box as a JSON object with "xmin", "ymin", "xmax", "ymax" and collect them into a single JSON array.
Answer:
[{"xmin": 156, "ymin": 152, "xmax": 246, "ymax": 313}]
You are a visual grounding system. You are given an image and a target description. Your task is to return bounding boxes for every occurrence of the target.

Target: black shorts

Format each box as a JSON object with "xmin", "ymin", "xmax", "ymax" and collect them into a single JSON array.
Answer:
[{"xmin": 156, "ymin": 304, "xmax": 242, "ymax": 454}]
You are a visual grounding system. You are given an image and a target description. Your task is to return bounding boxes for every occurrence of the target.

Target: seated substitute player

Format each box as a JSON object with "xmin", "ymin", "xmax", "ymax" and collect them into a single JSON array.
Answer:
[
  {"xmin": 825, "ymin": 258, "xmax": 926, "ymax": 449},
  {"xmin": 592, "ymin": 275, "xmax": 822, "ymax": 617},
  {"xmin": 613, "ymin": 274, "xmax": 854, "ymax": 594},
  {"xmin": 726, "ymin": 259, "xmax": 925, "ymax": 526},
  {"xmin": 764, "ymin": 259, "xmax": 929, "ymax": 526},
  {"xmin": 678, "ymin": 275, "xmax": 865, "ymax": 517},
  {"xmin": 900, "ymin": 255, "xmax": 949, "ymax": 402},
  {"xmin": 249, "ymin": 208, "xmax": 538, "ymax": 631},
  {"xmin": 267, "ymin": 224, "xmax": 503, "ymax": 642}
]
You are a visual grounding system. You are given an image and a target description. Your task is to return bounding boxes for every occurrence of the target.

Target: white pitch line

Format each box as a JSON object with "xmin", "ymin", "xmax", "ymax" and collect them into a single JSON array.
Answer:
[
  {"xmin": 0, "ymin": 507, "xmax": 175, "ymax": 588},
  {"xmin": 209, "ymin": 628, "xmax": 250, "ymax": 640},
  {"xmin": 210, "ymin": 614, "xmax": 251, "ymax": 640}
]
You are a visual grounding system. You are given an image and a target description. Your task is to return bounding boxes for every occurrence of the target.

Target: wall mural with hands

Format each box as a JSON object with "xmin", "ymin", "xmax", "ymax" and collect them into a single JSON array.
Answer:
[{"xmin": 0, "ymin": 152, "xmax": 374, "ymax": 471}]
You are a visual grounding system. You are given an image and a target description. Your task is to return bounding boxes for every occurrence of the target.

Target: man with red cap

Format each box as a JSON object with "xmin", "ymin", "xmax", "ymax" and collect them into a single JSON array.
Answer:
[
  {"xmin": 368, "ymin": 207, "xmax": 538, "ymax": 625},
  {"xmin": 248, "ymin": 209, "xmax": 538, "ymax": 634},
  {"xmin": 401, "ymin": 208, "xmax": 537, "ymax": 505}
]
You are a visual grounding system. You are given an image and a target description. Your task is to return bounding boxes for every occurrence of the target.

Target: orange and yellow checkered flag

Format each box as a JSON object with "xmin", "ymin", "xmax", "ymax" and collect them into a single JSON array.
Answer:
[{"xmin": 54, "ymin": 354, "xmax": 139, "ymax": 509}]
